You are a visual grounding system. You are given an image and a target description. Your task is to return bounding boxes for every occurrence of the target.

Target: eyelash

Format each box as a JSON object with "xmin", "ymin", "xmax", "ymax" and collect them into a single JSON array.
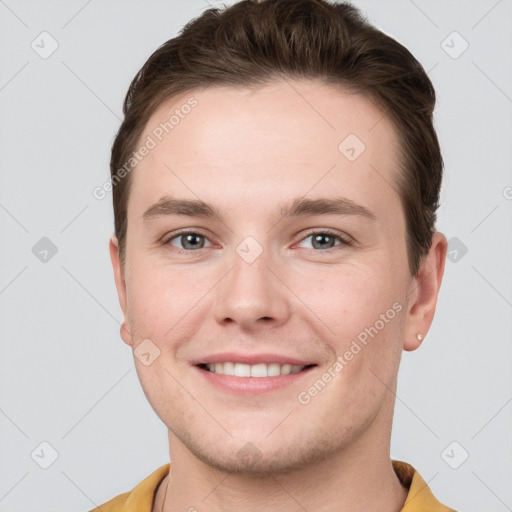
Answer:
[{"xmin": 162, "ymin": 228, "xmax": 354, "ymax": 254}]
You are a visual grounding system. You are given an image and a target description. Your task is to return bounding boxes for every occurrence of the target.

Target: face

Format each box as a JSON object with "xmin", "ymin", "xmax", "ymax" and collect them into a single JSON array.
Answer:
[{"xmin": 110, "ymin": 78, "xmax": 445, "ymax": 475}]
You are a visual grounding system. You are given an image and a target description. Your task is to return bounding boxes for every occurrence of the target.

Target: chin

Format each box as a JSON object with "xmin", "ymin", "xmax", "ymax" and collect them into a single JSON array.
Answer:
[
  {"xmin": 176, "ymin": 425, "xmax": 344, "ymax": 477},
  {"xmin": 194, "ymin": 445, "xmax": 319, "ymax": 477}
]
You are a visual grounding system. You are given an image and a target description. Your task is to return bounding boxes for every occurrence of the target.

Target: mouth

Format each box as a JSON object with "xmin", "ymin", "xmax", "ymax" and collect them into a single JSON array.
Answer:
[
  {"xmin": 194, "ymin": 361, "xmax": 318, "ymax": 395},
  {"xmin": 197, "ymin": 362, "xmax": 316, "ymax": 377}
]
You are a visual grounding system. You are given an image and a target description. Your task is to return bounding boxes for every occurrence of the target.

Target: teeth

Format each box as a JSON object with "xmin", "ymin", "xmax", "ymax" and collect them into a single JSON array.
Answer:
[{"xmin": 204, "ymin": 362, "xmax": 306, "ymax": 377}]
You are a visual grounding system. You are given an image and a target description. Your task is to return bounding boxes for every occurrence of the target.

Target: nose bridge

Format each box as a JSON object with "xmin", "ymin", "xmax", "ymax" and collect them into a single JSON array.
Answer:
[{"xmin": 212, "ymin": 235, "xmax": 290, "ymax": 328}]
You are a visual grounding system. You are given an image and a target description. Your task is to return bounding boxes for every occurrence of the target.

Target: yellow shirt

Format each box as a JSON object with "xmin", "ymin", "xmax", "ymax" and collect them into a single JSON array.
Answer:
[{"xmin": 90, "ymin": 460, "xmax": 456, "ymax": 511}]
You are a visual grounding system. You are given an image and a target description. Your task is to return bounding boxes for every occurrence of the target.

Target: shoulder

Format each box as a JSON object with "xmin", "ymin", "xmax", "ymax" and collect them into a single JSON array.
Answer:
[
  {"xmin": 88, "ymin": 491, "xmax": 131, "ymax": 511},
  {"xmin": 392, "ymin": 459, "xmax": 457, "ymax": 512},
  {"xmin": 87, "ymin": 463, "xmax": 170, "ymax": 512}
]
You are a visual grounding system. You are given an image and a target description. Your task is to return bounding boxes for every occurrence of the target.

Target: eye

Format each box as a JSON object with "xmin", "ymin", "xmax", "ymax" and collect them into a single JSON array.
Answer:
[
  {"xmin": 296, "ymin": 230, "xmax": 353, "ymax": 251},
  {"xmin": 163, "ymin": 229, "xmax": 353, "ymax": 253},
  {"xmin": 165, "ymin": 230, "xmax": 212, "ymax": 251}
]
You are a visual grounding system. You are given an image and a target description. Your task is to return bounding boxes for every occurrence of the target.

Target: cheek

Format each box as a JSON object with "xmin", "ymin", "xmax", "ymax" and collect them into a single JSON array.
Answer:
[
  {"xmin": 124, "ymin": 261, "xmax": 219, "ymax": 350},
  {"xmin": 293, "ymin": 266, "xmax": 404, "ymax": 411},
  {"xmin": 293, "ymin": 262, "xmax": 399, "ymax": 340},
  {"xmin": 126, "ymin": 261, "xmax": 186, "ymax": 323},
  {"xmin": 133, "ymin": 358, "xmax": 191, "ymax": 429},
  {"xmin": 125, "ymin": 277, "xmax": 164, "ymax": 339},
  {"xmin": 291, "ymin": 261, "xmax": 405, "ymax": 390}
]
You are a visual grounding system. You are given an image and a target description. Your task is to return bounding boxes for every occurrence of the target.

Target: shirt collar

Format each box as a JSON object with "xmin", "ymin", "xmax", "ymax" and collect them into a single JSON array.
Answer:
[{"xmin": 122, "ymin": 460, "xmax": 454, "ymax": 511}]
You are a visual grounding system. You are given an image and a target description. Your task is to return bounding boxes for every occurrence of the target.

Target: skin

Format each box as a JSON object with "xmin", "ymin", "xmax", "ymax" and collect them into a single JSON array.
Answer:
[{"xmin": 109, "ymin": 78, "xmax": 447, "ymax": 512}]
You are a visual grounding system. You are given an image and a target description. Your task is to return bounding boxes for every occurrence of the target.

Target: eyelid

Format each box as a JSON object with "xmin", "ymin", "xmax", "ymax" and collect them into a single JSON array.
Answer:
[
  {"xmin": 294, "ymin": 228, "xmax": 354, "ymax": 249},
  {"xmin": 163, "ymin": 228, "xmax": 214, "ymax": 251},
  {"xmin": 163, "ymin": 227, "xmax": 354, "ymax": 252}
]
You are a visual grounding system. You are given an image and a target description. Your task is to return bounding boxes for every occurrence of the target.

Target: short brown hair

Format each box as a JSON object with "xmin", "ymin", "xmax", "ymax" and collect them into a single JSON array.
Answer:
[{"xmin": 110, "ymin": 0, "xmax": 443, "ymax": 276}]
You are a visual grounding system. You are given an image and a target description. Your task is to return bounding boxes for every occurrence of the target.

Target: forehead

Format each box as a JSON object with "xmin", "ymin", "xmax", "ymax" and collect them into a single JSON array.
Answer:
[{"xmin": 128, "ymin": 79, "xmax": 402, "ymax": 219}]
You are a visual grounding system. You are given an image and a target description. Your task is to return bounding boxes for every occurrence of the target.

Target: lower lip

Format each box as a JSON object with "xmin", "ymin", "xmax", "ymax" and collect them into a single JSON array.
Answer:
[{"xmin": 194, "ymin": 365, "xmax": 316, "ymax": 395}]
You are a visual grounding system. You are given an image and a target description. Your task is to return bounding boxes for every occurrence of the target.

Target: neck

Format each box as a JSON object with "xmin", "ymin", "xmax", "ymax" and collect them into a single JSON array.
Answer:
[{"xmin": 154, "ymin": 422, "xmax": 408, "ymax": 512}]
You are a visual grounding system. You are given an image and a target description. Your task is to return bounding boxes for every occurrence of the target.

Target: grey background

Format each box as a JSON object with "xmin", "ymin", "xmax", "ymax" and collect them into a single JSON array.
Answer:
[{"xmin": 1, "ymin": 0, "xmax": 511, "ymax": 511}]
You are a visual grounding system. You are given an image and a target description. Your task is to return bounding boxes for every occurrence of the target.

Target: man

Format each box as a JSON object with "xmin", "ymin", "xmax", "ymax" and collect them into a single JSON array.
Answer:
[{"xmin": 96, "ymin": 0, "xmax": 454, "ymax": 510}]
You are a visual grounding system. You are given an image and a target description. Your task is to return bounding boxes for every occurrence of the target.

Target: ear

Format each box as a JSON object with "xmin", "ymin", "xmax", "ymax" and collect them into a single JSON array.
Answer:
[
  {"xmin": 403, "ymin": 231, "xmax": 447, "ymax": 351},
  {"xmin": 109, "ymin": 235, "xmax": 134, "ymax": 347}
]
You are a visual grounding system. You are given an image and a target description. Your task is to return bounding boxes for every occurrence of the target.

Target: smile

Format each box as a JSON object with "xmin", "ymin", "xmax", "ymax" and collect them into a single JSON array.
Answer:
[
  {"xmin": 199, "ymin": 362, "xmax": 314, "ymax": 377},
  {"xmin": 194, "ymin": 362, "xmax": 317, "ymax": 395}
]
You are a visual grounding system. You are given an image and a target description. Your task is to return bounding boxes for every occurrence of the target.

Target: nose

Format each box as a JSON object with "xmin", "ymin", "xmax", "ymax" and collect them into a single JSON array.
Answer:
[{"xmin": 212, "ymin": 245, "xmax": 292, "ymax": 331}]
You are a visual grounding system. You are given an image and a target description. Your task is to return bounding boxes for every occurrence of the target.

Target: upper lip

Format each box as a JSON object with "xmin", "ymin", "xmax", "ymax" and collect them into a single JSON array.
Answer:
[{"xmin": 191, "ymin": 352, "xmax": 317, "ymax": 366}]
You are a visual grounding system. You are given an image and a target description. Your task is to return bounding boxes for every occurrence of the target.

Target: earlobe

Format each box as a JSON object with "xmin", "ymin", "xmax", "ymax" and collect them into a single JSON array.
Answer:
[
  {"xmin": 403, "ymin": 231, "xmax": 448, "ymax": 351},
  {"xmin": 120, "ymin": 321, "xmax": 134, "ymax": 348},
  {"xmin": 109, "ymin": 235, "xmax": 133, "ymax": 347}
]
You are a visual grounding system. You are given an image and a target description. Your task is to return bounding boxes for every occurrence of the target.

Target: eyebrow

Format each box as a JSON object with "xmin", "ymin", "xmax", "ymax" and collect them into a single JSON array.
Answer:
[{"xmin": 142, "ymin": 195, "xmax": 376, "ymax": 223}]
